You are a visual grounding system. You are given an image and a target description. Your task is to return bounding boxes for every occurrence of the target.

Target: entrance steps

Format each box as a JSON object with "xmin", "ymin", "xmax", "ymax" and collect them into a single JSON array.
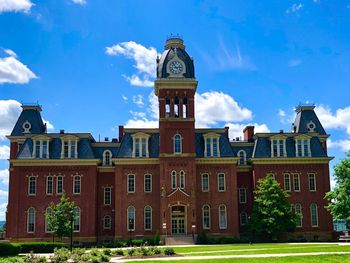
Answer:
[{"xmin": 165, "ymin": 235, "xmax": 196, "ymax": 245}]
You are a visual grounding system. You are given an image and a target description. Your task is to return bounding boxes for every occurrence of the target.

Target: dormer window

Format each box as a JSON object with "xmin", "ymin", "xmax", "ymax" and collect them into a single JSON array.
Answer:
[
  {"xmin": 103, "ymin": 150, "xmax": 112, "ymax": 166},
  {"xmin": 295, "ymin": 136, "xmax": 311, "ymax": 157},
  {"xmin": 237, "ymin": 150, "xmax": 246, "ymax": 165},
  {"xmin": 203, "ymin": 133, "xmax": 220, "ymax": 157},
  {"xmin": 173, "ymin": 133, "xmax": 182, "ymax": 154},
  {"xmin": 271, "ymin": 136, "xmax": 286, "ymax": 157},
  {"xmin": 60, "ymin": 135, "xmax": 79, "ymax": 159},
  {"xmin": 32, "ymin": 136, "xmax": 50, "ymax": 159},
  {"xmin": 132, "ymin": 133, "xmax": 150, "ymax": 158}
]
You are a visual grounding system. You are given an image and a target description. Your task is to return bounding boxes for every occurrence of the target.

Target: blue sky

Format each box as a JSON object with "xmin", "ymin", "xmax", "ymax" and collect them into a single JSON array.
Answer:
[{"xmin": 1, "ymin": 0, "xmax": 350, "ymax": 220}]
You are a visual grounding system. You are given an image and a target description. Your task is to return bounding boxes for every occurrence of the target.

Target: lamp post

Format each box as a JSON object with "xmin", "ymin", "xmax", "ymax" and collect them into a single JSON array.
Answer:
[{"xmin": 70, "ymin": 209, "xmax": 74, "ymax": 252}]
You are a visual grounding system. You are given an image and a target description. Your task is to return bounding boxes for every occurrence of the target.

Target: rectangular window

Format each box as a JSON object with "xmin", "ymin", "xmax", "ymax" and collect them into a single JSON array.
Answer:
[
  {"xmin": 239, "ymin": 188, "xmax": 247, "ymax": 204},
  {"xmin": 284, "ymin": 173, "xmax": 291, "ymax": 191},
  {"xmin": 206, "ymin": 138, "xmax": 211, "ymax": 157},
  {"xmin": 141, "ymin": 138, "xmax": 147, "ymax": 157},
  {"xmin": 64, "ymin": 141, "xmax": 69, "ymax": 158},
  {"xmin": 212, "ymin": 138, "xmax": 218, "ymax": 157},
  {"xmin": 128, "ymin": 174, "xmax": 135, "ymax": 193},
  {"xmin": 28, "ymin": 176, "xmax": 36, "ymax": 195},
  {"xmin": 35, "ymin": 142, "xmax": 41, "ymax": 158},
  {"xmin": 104, "ymin": 187, "xmax": 111, "ymax": 205},
  {"xmin": 135, "ymin": 138, "xmax": 140, "ymax": 157},
  {"xmin": 219, "ymin": 205, "xmax": 227, "ymax": 229},
  {"xmin": 70, "ymin": 142, "xmax": 75, "ymax": 158},
  {"xmin": 144, "ymin": 207, "xmax": 152, "ymax": 230},
  {"xmin": 303, "ymin": 140, "xmax": 309, "ymax": 156},
  {"xmin": 218, "ymin": 173, "xmax": 225, "ymax": 192},
  {"xmin": 308, "ymin": 173, "xmax": 316, "ymax": 192},
  {"xmin": 297, "ymin": 140, "xmax": 302, "ymax": 157},
  {"xmin": 202, "ymin": 173, "xmax": 209, "ymax": 192},
  {"xmin": 144, "ymin": 174, "xmax": 152, "ymax": 193},
  {"xmin": 42, "ymin": 141, "xmax": 48, "ymax": 158},
  {"xmin": 56, "ymin": 176, "xmax": 63, "ymax": 194},
  {"xmin": 273, "ymin": 140, "xmax": 278, "ymax": 157},
  {"xmin": 73, "ymin": 176, "xmax": 81, "ymax": 194},
  {"xmin": 279, "ymin": 140, "xmax": 284, "ymax": 156},
  {"xmin": 310, "ymin": 204, "xmax": 318, "ymax": 227},
  {"xmin": 295, "ymin": 204, "xmax": 302, "ymax": 228},
  {"xmin": 46, "ymin": 176, "xmax": 53, "ymax": 195},
  {"xmin": 293, "ymin": 173, "xmax": 300, "ymax": 192}
]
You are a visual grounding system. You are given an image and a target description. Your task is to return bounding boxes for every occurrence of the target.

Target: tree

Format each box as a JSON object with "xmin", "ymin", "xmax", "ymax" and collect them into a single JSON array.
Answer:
[
  {"xmin": 325, "ymin": 152, "xmax": 350, "ymax": 227},
  {"xmin": 249, "ymin": 175, "xmax": 298, "ymax": 241},
  {"xmin": 47, "ymin": 194, "xmax": 77, "ymax": 240}
]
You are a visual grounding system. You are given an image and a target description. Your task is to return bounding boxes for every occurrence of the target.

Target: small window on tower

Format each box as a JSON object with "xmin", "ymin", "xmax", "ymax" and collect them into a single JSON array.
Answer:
[
  {"xmin": 183, "ymin": 97, "xmax": 188, "ymax": 118},
  {"xmin": 165, "ymin": 97, "xmax": 171, "ymax": 118},
  {"xmin": 174, "ymin": 96, "xmax": 179, "ymax": 118}
]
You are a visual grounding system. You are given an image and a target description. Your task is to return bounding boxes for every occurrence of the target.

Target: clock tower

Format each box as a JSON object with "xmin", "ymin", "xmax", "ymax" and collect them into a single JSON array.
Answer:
[{"xmin": 155, "ymin": 37, "xmax": 198, "ymax": 236}]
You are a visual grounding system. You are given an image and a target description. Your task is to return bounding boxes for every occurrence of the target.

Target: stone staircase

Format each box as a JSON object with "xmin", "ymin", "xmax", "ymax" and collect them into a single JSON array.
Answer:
[{"xmin": 165, "ymin": 235, "xmax": 196, "ymax": 245}]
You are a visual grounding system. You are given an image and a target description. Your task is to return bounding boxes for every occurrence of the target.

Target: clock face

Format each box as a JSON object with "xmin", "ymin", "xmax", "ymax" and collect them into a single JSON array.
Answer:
[{"xmin": 169, "ymin": 60, "xmax": 183, "ymax": 74}]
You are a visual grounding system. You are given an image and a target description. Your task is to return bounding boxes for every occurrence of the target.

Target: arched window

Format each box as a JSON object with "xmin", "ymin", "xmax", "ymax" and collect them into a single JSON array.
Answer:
[
  {"xmin": 45, "ymin": 207, "xmax": 53, "ymax": 232},
  {"xmin": 27, "ymin": 207, "xmax": 35, "ymax": 233},
  {"xmin": 240, "ymin": 212, "xmax": 248, "ymax": 226},
  {"xmin": 165, "ymin": 97, "xmax": 171, "ymax": 117},
  {"xmin": 103, "ymin": 215, "xmax": 112, "ymax": 229},
  {"xmin": 73, "ymin": 207, "xmax": 80, "ymax": 232},
  {"xmin": 202, "ymin": 205, "xmax": 210, "ymax": 229},
  {"xmin": 144, "ymin": 206, "xmax": 152, "ymax": 230},
  {"xmin": 174, "ymin": 96, "xmax": 179, "ymax": 118},
  {"xmin": 173, "ymin": 134, "xmax": 182, "ymax": 154},
  {"xmin": 182, "ymin": 97, "xmax": 188, "ymax": 118},
  {"xmin": 295, "ymin": 203, "xmax": 302, "ymax": 227},
  {"xmin": 103, "ymin": 150, "xmax": 112, "ymax": 166},
  {"xmin": 219, "ymin": 204, "xmax": 227, "ymax": 229},
  {"xmin": 310, "ymin": 203, "xmax": 318, "ymax": 227},
  {"xmin": 127, "ymin": 206, "xmax": 135, "ymax": 231},
  {"xmin": 179, "ymin": 170, "xmax": 185, "ymax": 189},
  {"xmin": 171, "ymin": 170, "xmax": 177, "ymax": 190},
  {"xmin": 237, "ymin": 150, "xmax": 246, "ymax": 165}
]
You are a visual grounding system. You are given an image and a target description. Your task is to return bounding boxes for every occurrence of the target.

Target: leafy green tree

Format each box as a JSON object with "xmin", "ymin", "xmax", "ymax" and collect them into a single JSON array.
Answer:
[
  {"xmin": 325, "ymin": 152, "xmax": 350, "ymax": 227},
  {"xmin": 47, "ymin": 194, "xmax": 76, "ymax": 240},
  {"xmin": 249, "ymin": 175, "xmax": 298, "ymax": 241}
]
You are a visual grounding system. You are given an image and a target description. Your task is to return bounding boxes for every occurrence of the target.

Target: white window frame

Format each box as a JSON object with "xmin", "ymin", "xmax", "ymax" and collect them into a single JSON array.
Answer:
[
  {"xmin": 104, "ymin": 187, "xmax": 111, "ymax": 205},
  {"xmin": 201, "ymin": 173, "xmax": 209, "ymax": 192},
  {"xmin": 127, "ymin": 206, "xmax": 135, "ymax": 231},
  {"xmin": 203, "ymin": 133, "xmax": 221, "ymax": 157},
  {"xmin": 27, "ymin": 207, "xmax": 35, "ymax": 233},
  {"xmin": 73, "ymin": 175, "xmax": 81, "ymax": 195},
  {"xmin": 45, "ymin": 207, "xmax": 53, "ymax": 233},
  {"xmin": 239, "ymin": 188, "xmax": 247, "ymax": 204},
  {"xmin": 56, "ymin": 175, "xmax": 63, "ymax": 195},
  {"xmin": 310, "ymin": 203, "xmax": 318, "ymax": 227},
  {"xmin": 103, "ymin": 150, "xmax": 112, "ymax": 166},
  {"xmin": 127, "ymin": 174, "xmax": 135, "ymax": 193},
  {"xmin": 46, "ymin": 176, "xmax": 53, "ymax": 195},
  {"xmin": 132, "ymin": 133, "xmax": 150, "ymax": 158},
  {"xmin": 293, "ymin": 173, "xmax": 300, "ymax": 192},
  {"xmin": 32, "ymin": 137, "xmax": 50, "ymax": 159},
  {"xmin": 144, "ymin": 174, "xmax": 152, "ymax": 193},
  {"xmin": 218, "ymin": 173, "xmax": 226, "ymax": 192},
  {"xmin": 219, "ymin": 204, "xmax": 227, "ymax": 229},
  {"xmin": 60, "ymin": 136, "xmax": 79, "ymax": 159},
  {"xmin": 173, "ymin": 133, "xmax": 182, "ymax": 154},
  {"xmin": 295, "ymin": 203, "xmax": 302, "ymax": 228},
  {"xmin": 237, "ymin": 150, "xmax": 247, "ymax": 165},
  {"xmin": 240, "ymin": 212, "xmax": 248, "ymax": 226},
  {"xmin": 103, "ymin": 215, "xmax": 112, "ymax": 229},
  {"xmin": 28, "ymin": 176, "xmax": 36, "ymax": 196},
  {"xmin": 73, "ymin": 207, "xmax": 81, "ymax": 232},
  {"xmin": 171, "ymin": 170, "xmax": 177, "ymax": 190},
  {"xmin": 144, "ymin": 206, "xmax": 152, "ymax": 231},
  {"xmin": 284, "ymin": 173, "xmax": 291, "ymax": 192},
  {"xmin": 308, "ymin": 173, "xmax": 317, "ymax": 192},
  {"xmin": 202, "ymin": 205, "xmax": 210, "ymax": 229},
  {"xmin": 271, "ymin": 136, "xmax": 287, "ymax": 157},
  {"xmin": 295, "ymin": 136, "xmax": 311, "ymax": 157},
  {"xmin": 179, "ymin": 170, "xmax": 185, "ymax": 189}
]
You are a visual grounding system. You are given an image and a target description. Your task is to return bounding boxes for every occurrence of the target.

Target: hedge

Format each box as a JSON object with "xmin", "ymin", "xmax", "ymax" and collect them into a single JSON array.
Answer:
[
  {"xmin": 0, "ymin": 243, "xmax": 21, "ymax": 256},
  {"xmin": 0, "ymin": 242, "xmax": 65, "ymax": 256}
]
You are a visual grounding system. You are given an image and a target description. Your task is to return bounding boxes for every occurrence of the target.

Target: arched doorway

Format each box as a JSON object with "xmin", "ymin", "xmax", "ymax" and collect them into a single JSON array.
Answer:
[{"xmin": 171, "ymin": 205, "xmax": 186, "ymax": 235}]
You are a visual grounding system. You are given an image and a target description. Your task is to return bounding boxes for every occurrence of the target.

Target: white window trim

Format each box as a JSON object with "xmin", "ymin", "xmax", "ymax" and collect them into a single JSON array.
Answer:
[
  {"xmin": 239, "ymin": 188, "xmax": 247, "ymax": 204},
  {"xmin": 27, "ymin": 207, "xmax": 35, "ymax": 233},
  {"xmin": 127, "ymin": 206, "xmax": 135, "ymax": 231},
  {"xmin": 45, "ymin": 207, "xmax": 53, "ymax": 233},
  {"xmin": 56, "ymin": 175, "xmax": 63, "ymax": 195},
  {"xmin": 173, "ymin": 133, "xmax": 183, "ymax": 154},
  {"xmin": 131, "ymin": 132, "xmax": 150, "ymax": 158},
  {"xmin": 295, "ymin": 203, "xmax": 303, "ymax": 228},
  {"xmin": 103, "ymin": 215, "xmax": 112, "ymax": 229},
  {"xmin": 60, "ymin": 136, "xmax": 79, "ymax": 159},
  {"xmin": 32, "ymin": 138, "xmax": 50, "ymax": 159},
  {"xmin": 293, "ymin": 173, "xmax": 300, "ymax": 192},
  {"xmin": 144, "ymin": 174, "xmax": 152, "ymax": 193},
  {"xmin": 103, "ymin": 150, "xmax": 112, "ymax": 166},
  {"xmin": 104, "ymin": 187, "xmax": 112, "ymax": 205},
  {"xmin": 237, "ymin": 150, "xmax": 247, "ymax": 165},
  {"xmin": 295, "ymin": 136, "xmax": 312, "ymax": 157},
  {"xmin": 202, "ymin": 204, "xmax": 211, "ymax": 230},
  {"xmin": 270, "ymin": 135, "xmax": 287, "ymax": 158},
  {"xmin": 240, "ymin": 212, "xmax": 248, "ymax": 226},
  {"xmin": 171, "ymin": 170, "xmax": 177, "ymax": 190},
  {"xmin": 219, "ymin": 204, "xmax": 227, "ymax": 229},
  {"xmin": 284, "ymin": 173, "xmax": 291, "ymax": 192},
  {"xmin": 46, "ymin": 176, "xmax": 54, "ymax": 195},
  {"xmin": 179, "ymin": 170, "xmax": 185, "ymax": 189},
  {"xmin": 217, "ymin": 173, "xmax": 226, "ymax": 192},
  {"xmin": 73, "ymin": 175, "xmax": 81, "ymax": 195},
  {"xmin": 127, "ymin": 174, "xmax": 136, "ymax": 193},
  {"xmin": 310, "ymin": 203, "xmax": 319, "ymax": 227},
  {"xmin": 28, "ymin": 176, "xmax": 37, "ymax": 196},
  {"xmin": 203, "ymin": 133, "xmax": 221, "ymax": 157},
  {"xmin": 308, "ymin": 173, "xmax": 317, "ymax": 192},
  {"xmin": 73, "ymin": 207, "xmax": 81, "ymax": 232},
  {"xmin": 144, "ymin": 206, "xmax": 152, "ymax": 231},
  {"xmin": 201, "ymin": 173, "xmax": 210, "ymax": 192}
]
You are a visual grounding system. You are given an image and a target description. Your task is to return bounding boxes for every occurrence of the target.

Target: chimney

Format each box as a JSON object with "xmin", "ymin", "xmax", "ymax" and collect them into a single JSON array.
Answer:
[
  {"xmin": 224, "ymin": 126, "xmax": 229, "ymax": 138},
  {"xmin": 243, "ymin": 126, "xmax": 254, "ymax": 141},
  {"xmin": 118, "ymin": 125, "xmax": 124, "ymax": 142}
]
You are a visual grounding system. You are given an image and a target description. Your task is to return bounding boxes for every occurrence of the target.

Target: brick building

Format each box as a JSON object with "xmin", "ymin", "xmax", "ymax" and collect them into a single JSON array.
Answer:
[{"xmin": 6, "ymin": 37, "xmax": 333, "ymax": 242}]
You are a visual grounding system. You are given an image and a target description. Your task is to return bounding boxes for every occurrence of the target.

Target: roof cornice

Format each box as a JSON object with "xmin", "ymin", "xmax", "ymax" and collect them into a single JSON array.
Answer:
[{"xmin": 251, "ymin": 157, "xmax": 333, "ymax": 164}]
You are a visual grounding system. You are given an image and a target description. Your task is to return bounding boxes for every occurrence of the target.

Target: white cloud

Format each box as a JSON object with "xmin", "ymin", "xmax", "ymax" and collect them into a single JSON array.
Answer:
[
  {"xmin": 106, "ymin": 41, "xmax": 158, "ymax": 87},
  {"xmin": 0, "ymin": 0, "xmax": 33, "ymax": 13},
  {"xmin": 286, "ymin": 3, "xmax": 304, "ymax": 14},
  {"xmin": 0, "ymin": 100, "xmax": 21, "ymax": 140},
  {"xmin": 328, "ymin": 139, "xmax": 350, "ymax": 152},
  {"xmin": 125, "ymin": 119, "xmax": 158, "ymax": 128},
  {"xmin": 0, "ymin": 169, "xmax": 9, "ymax": 185},
  {"xmin": 0, "ymin": 145, "xmax": 10, "ymax": 159},
  {"xmin": 42, "ymin": 118, "xmax": 54, "ymax": 131},
  {"xmin": 132, "ymin": 95, "xmax": 144, "ymax": 107},
  {"xmin": 0, "ymin": 202, "xmax": 7, "ymax": 220},
  {"xmin": 315, "ymin": 105, "xmax": 350, "ymax": 135},
  {"xmin": 129, "ymin": 111, "xmax": 147, "ymax": 119},
  {"xmin": 0, "ymin": 190, "xmax": 7, "ymax": 198},
  {"xmin": 195, "ymin": 91, "xmax": 252, "ymax": 127},
  {"xmin": 278, "ymin": 109, "xmax": 286, "ymax": 117},
  {"xmin": 288, "ymin": 58, "xmax": 302, "ymax": 67},
  {"xmin": 72, "ymin": 0, "xmax": 86, "ymax": 5},
  {"xmin": 225, "ymin": 122, "xmax": 270, "ymax": 140},
  {"xmin": 122, "ymin": 95, "xmax": 128, "ymax": 102},
  {"xmin": 202, "ymin": 39, "xmax": 255, "ymax": 71},
  {"xmin": 0, "ymin": 50, "xmax": 37, "ymax": 84}
]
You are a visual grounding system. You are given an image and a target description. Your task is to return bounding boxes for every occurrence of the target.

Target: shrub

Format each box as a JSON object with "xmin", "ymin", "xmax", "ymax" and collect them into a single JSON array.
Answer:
[
  {"xmin": 127, "ymin": 248, "xmax": 137, "ymax": 256},
  {"xmin": 19, "ymin": 242, "xmax": 65, "ymax": 253},
  {"xmin": 51, "ymin": 247, "xmax": 70, "ymax": 263},
  {"xmin": 153, "ymin": 230, "xmax": 160, "ymax": 245},
  {"xmin": 102, "ymin": 248, "xmax": 112, "ymax": 256},
  {"xmin": 196, "ymin": 230, "xmax": 209, "ymax": 244},
  {"xmin": 90, "ymin": 248, "xmax": 100, "ymax": 257},
  {"xmin": 130, "ymin": 239, "xmax": 144, "ymax": 246},
  {"xmin": 164, "ymin": 247, "xmax": 175, "ymax": 256},
  {"xmin": 115, "ymin": 241, "xmax": 127, "ymax": 248},
  {"xmin": 0, "ymin": 243, "xmax": 21, "ymax": 256},
  {"xmin": 99, "ymin": 253, "xmax": 110, "ymax": 262},
  {"xmin": 141, "ymin": 247, "xmax": 153, "ymax": 256},
  {"xmin": 152, "ymin": 247, "xmax": 162, "ymax": 255},
  {"xmin": 114, "ymin": 249, "xmax": 124, "ymax": 256}
]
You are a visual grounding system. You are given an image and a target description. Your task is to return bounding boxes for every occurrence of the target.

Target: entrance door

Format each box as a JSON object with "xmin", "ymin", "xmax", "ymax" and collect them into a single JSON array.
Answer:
[{"xmin": 171, "ymin": 205, "xmax": 186, "ymax": 235}]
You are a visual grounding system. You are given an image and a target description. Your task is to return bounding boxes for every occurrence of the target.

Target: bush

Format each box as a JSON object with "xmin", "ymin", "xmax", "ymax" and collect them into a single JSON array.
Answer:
[
  {"xmin": 196, "ymin": 230, "xmax": 209, "ymax": 244},
  {"xmin": 127, "ymin": 248, "xmax": 137, "ymax": 256},
  {"xmin": 115, "ymin": 241, "xmax": 127, "ymax": 248},
  {"xmin": 153, "ymin": 230, "xmax": 160, "ymax": 245},
  {"xmin": 130, "ymin": 239, "xmax": 144, "ymax": 246},
  {"xmin": 102, "ymin": 248, "xmax": 112, "ymax": 256},
  {"xmin": 51, "ymin": 247, "xmax": 70, "ymax": 263},
  {"xmin": 19, "ymin": 242, "xmax": 65, "ymax": 253},
  {"xmin": 164, "ymin": 247, "xmax": 175, "ymax": 256},
  {"xmin": 114, "ymin": 249, "xmax": 124, "ymax": 256},
  {"xmin": 0, "ymin": 243, "xmax": 21, "ymax": 256}
]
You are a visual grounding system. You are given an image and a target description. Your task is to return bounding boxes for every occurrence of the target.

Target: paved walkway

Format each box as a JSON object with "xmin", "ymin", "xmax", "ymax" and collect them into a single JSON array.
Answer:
[{"xmin": 110, "ymin": 251, "xmax": 350, "ymax": 262}]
